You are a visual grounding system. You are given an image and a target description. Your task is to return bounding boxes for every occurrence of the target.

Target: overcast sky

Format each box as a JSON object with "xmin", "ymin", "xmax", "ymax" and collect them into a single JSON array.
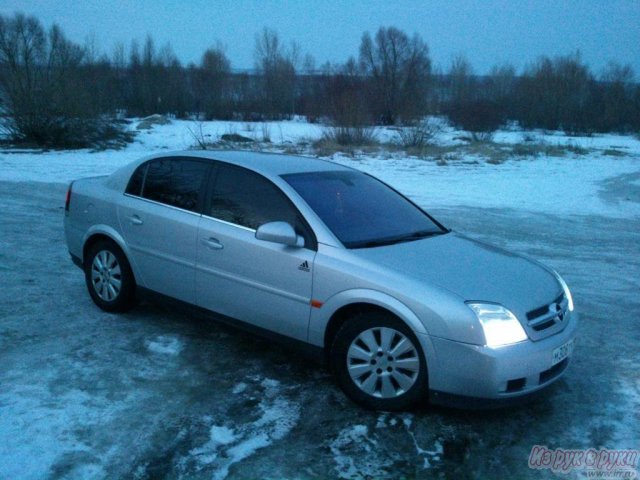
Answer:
[{"xmin": 1, "ymin": 0, "xmax": 638, "ymax": 76}]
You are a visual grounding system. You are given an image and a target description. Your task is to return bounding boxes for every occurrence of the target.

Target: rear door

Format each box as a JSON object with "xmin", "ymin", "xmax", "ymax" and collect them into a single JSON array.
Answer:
[
  {"xmin": 118, "ymin": 157, "xmax": 210, "ymax": 303},
  {"xmin": 195, "ymin": 164, "xmax": 315, "ymax": 341}
]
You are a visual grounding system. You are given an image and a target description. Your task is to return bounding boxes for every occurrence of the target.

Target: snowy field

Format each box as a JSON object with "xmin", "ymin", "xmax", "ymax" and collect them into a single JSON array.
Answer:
[
  {"xmin": 0, "ymin": 119, "xmax": 639, "ymax": 479},
  {"xmin": 1, "ymin": 117, "xmax": 640, "ymax": 219}
]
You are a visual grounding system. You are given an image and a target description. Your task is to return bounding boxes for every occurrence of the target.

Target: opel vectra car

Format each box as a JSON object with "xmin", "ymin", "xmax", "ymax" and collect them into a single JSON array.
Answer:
[{"xmin": 64, "ymin": 151, "xmax": 577, "ymax": 410}]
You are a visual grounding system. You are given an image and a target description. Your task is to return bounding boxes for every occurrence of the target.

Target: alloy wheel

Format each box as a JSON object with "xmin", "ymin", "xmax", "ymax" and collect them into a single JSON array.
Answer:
[
  {"xmin": 90, "ymin": 250, "xmax": 122, "ymax": 302},
  {"xmin": 346, "ymin": 326, "xmax": 420, "ymax": 398}
]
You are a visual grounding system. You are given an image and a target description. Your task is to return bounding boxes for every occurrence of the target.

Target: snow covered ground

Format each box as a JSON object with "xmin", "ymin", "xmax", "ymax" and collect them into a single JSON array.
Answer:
[{"xmin": 0, "ymin": 119, "xmax": 639, "ymax": 479}]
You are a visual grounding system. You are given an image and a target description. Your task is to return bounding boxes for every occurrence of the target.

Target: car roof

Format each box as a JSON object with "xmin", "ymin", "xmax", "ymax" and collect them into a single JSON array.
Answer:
[
  {"xmin": 161, "ymin": 150, "xmax": 351, "ymax": 176},
  {"xmin": 105, "ymin": 150, "xmax": 353, "ymax": 194}
]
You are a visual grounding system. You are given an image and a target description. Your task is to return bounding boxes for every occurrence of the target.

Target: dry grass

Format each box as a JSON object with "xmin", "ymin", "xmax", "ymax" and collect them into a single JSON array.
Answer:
[
  {"xmin": 196, "ymin": 124, "xmax": 600, "ymax": 165},
  {"xmin": 308, "ymin": 137, "xmax": 596, "ymax": 163},
  {"xmin": 602, "ymin": 148, "xmax": 626, "ymax": 157}
]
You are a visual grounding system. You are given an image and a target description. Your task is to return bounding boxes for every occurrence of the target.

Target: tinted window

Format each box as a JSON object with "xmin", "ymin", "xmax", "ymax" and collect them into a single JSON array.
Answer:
[
  {"xmin": 126, "ymin": 163, "xmax": 146, "ymax": 196},
  {"xmin": 209, "ymin": 165, "xmax": 301, "ymax": 231},
  {"xmin": 283, "ymin": 170, "xmax": 444, "ymax": 248},
  {"xmin": 142, "ymin": 159, "xmax": 209, "ymax": 212}
]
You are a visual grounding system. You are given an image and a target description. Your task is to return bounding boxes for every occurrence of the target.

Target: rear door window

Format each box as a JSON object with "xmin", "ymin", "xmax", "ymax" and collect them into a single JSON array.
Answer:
[{"xmin": 136, "ymin": 158, "xmax": 209, "ymax": 213}]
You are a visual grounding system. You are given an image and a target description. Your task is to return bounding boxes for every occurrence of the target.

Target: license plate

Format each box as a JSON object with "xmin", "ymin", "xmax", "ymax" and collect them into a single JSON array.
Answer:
[{"xmin": 552, "ymin": 339, "xmax": 574, "ymax": 366}]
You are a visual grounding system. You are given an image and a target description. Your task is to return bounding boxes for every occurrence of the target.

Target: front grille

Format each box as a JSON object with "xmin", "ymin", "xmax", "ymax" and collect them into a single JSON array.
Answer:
[{"xmin": 526, "ymin": 293, "xmax": 567, "ymax": 332}]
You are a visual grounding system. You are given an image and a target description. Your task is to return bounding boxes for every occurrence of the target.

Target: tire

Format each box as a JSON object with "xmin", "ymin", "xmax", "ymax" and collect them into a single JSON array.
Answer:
[
  {"xmin": 330, "ymin": 310, "xmax": 428, "ymax": 411},
  {"xmin": 84, "ymin": 239, "xmax": 136, "ymax": 312}
]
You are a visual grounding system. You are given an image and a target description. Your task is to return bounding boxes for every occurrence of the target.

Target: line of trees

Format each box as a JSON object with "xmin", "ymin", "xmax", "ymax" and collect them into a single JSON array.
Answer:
[{"xmin": 0, "ymin": 12, "xmax": 639, "ymax": 148}]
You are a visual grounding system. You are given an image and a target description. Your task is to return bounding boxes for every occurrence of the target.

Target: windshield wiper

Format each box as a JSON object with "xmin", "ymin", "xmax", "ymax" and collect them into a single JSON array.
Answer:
[
  {"xmin": 353, "ymin": 229, "xmax": 449, "ymax": 249},
  {"xmin": 400, "ymin": 229, "xmax": 445, "ymax": 241}
]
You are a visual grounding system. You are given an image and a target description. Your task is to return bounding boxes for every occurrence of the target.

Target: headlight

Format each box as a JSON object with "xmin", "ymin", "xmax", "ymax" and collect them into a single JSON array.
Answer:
[
  {"xmin": 467, "ymin": 303, "xmax": 528, "ymax": 347},
  {"xmin": 553, "ymin": 271, "xmax": 574, "ymax": 312}
]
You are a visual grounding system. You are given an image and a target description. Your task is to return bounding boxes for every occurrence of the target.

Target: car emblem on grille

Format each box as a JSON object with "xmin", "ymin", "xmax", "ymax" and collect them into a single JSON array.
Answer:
[{"xmin": 551, "ymin": 302, "xmax": 564, "ymax": 321}]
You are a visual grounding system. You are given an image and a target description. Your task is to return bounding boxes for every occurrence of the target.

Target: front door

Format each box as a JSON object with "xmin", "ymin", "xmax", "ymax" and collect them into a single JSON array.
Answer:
[{"xmin": 195, "ymin": 164, "xmax": 315, "ymax": 341}]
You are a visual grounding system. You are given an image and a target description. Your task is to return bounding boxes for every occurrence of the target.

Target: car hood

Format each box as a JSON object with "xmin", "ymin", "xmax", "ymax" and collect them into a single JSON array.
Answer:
[{"xmin": 352, "ymin": 232, "xmax": 560, "ymax": 314}]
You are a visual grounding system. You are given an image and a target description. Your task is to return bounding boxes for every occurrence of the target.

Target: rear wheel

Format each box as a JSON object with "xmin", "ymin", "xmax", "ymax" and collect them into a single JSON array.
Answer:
[
  {"xmin": 84, "ymin": 239, "xmax": 136, "ymax": 312},
  {"xmin": 331, "ymin": 310, "xmax": 428, "ymax": 410}
]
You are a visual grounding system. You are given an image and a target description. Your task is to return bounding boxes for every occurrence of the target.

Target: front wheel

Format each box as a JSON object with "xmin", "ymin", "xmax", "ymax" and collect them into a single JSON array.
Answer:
[
  {"xmin": 330, "ymin": 311, "xmax": 428, "ymax": 410},
  {"xmin": 84, "ymin": 239, "xmax": 136, "ymax": 312}
]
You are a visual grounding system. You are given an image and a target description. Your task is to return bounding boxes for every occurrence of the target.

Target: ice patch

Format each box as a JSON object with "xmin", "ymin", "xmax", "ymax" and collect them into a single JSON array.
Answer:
[
  {"xmin": 260, "ymin": 378, "xmax": 280, "ymax": 389},
  {"xmin": 232, "ymin": 382, "xmax": 247, "ymax": 394},
  {"xmin": 330, "ymin": 425, "xmax": 389, "ymax": 479},
  {"xmin": 188, "ymin": 377, "xmax": 300, "ymax": 479},
  {"xmin": 190, "ymin": 426, "xmax": 237, "ymax": 465},
  {"xmin": 375, "ymin": 413, "xmax": 388, "ymax": 429},
  {"xmin": 0, "ymin": 385, "xmax": 118, "ymax": 478},
  {"xmin": 612, "ymin": 361, "xmax": 640, "ymax": 448},
  {"xmin": 216, "ymin": 434, "xmax": 270, "ymax": 480},
  {"xmin": 146, "ymin": 335, "xmax": 183, "ymax": 356},
  {"xmin": 209, "ymin": 426, "xmax": 237, "ymax": 445},
  {"xmin": 331, "ymin": 415, "xmax": 444, "ymax": 478},
  {"xmin": 402, "ymin": 418, "xmax": 443, "ymax": 469}
]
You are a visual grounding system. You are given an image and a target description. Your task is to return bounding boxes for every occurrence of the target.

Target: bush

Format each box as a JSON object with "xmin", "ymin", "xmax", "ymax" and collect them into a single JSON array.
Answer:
[
  {"xmin": 321, "ymin": 125, "xmax": 377, "ymax": 146},
  {"xmin": 397, "ymin": 118, "xmax": 441, "ymax": 148},
  {"xmin": 446, "ymin": 100, "xmax": 504, "ymax": 141},
  {"xmin": 1, "ymin": 113, "xmax": 131, "ymax": 149},
  {"xmin": 0, "ymin": 13, "xmax": 129, "ymax": 149}
]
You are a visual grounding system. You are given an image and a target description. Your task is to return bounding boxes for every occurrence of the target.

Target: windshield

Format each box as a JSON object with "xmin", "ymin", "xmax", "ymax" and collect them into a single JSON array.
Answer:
[{"xmin": 282, "ymin": 170, "xmax": 446, "ymax": 248}]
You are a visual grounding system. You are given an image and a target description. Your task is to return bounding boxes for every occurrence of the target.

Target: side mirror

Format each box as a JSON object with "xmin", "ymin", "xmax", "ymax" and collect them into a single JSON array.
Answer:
[{"xmin": 255, "ymin": 221, "xmax": 303, "ymax": 247}]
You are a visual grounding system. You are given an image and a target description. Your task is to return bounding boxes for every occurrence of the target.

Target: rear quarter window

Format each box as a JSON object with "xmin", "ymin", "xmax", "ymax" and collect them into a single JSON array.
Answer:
[{"xmin": 125, "ymin": 163, "xmax": 147, "ymax": 196}]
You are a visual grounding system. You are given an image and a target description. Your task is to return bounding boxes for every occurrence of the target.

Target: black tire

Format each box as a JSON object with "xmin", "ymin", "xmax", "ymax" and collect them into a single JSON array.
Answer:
[
  {"xmin": 330, "ymin": 310, "xmax": 428, "ymax": 411},
  {"xmin": 84, "ymin": 239, "xmax": 136, "ymax": 312}
]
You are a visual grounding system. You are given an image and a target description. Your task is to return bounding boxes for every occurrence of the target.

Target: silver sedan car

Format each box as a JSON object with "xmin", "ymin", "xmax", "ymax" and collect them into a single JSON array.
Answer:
[{"xmin": 64, "ymin": 151, "xmax": 578, "ymax": 410}]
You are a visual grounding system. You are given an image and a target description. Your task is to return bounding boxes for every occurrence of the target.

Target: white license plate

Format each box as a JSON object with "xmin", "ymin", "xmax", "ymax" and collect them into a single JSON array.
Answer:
[{"xmin": 552, "ymin": 339, "xmax": 574, "ymax": 366}]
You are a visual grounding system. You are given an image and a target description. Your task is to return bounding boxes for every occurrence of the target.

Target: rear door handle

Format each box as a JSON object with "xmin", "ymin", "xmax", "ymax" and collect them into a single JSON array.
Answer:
[
  {"xmin": 128, "ymin": 215, "xmax": 143, "ymax": 225},
  {"xmin": 202, "ymin": 237, "xmax": 223, "ymax": 250}
]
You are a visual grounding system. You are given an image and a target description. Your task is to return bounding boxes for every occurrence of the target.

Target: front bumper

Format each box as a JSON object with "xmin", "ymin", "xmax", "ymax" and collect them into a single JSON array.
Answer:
[{"xmin": 419, "ymin": 311, "xmax": 579, "ymax": 407}]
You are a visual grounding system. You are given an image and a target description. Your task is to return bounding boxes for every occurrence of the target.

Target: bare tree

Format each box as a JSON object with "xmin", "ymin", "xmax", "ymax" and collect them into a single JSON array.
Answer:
[
  {"xmin": 487, "ymin": 63, "xmax": 516, "ymax": 103},
  {"xmin": 0, "ymin": 13, "xmax": 131, "ymax": 147},
  {"xmin": 112, "ymin": 42, "xmax": 126, "ymax": 70},
  {"xmin": 194, "ymin": 43, "xmax": 231, "ymax": 118},
  {"xmin": 0, "ymin": 13, "xmax": 48, "ymax": 141},
  {"xmin": 0, "ymin": 14, "xmax": 81, "ymax": 144},
  {"xmin": 359, "ymin": 26, "xmax": 431, "ymax": 124},
  {"xmin": 302, "ymin": 53, "xmax": 315, "ymax": 74},
  {"xmin": 448, "ymin": 54, "xmax": 475, "ymax": 104},
  {"xmin": 254, "ymin": 28, "xmax": 296, "ymax": 118},
  {"xmin": 518, "ymin": 52, "xmax": 593, "ymax": 132},
  {"xmin": 321, "ymin": 58, "xmax": 376, "ymax": 145},
  {"xmin": 599, "ymin": 62, "xmax": 635, "ymax": 131}
]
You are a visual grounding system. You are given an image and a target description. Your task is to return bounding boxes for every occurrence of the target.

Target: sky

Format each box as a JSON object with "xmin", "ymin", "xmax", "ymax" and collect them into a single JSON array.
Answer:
[{"xmin": 1, "ymin": 0, "xmax": 638, "ymax": 76}]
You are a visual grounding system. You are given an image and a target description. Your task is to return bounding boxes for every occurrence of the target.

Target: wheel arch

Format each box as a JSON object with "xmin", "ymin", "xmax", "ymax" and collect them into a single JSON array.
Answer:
[
  {"xmin": 324, "ymin": 303, "xmax": 393, "ymax": 358},
  {"xmin": 317, "ymin": 289, "xmax": 429, "ymax": 353},
  {"xmin": 82, "ymin": 226, "xmax": 140, "ymax": 283}
]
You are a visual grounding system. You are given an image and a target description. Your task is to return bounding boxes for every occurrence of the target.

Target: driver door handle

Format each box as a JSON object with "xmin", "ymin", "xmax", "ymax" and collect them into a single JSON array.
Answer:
[
  {"xmin": 128, "ymin": 215, "xmax": 143, "ymax": 225},
  {"xmin": 202, "ymin": 237, "xmax": 224, "ymax": 250}
]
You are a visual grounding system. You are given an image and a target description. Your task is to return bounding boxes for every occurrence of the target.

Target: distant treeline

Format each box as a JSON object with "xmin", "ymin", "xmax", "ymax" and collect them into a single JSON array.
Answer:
[{"xmin": 0, "ymin": 12, "xmax": 639, "ymax": 148}]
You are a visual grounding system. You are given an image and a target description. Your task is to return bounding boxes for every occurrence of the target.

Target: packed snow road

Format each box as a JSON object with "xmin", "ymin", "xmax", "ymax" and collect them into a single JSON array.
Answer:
[{"xmin": 0, "ymin": 181, "xmax": 638, "ymax": 479}]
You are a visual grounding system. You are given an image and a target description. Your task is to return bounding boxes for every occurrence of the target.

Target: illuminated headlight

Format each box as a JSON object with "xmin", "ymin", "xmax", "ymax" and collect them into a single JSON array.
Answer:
[
  {"xmin": 467, "ymin": 303, "xmax": 528, "ymax": 347},
  {"xmin": 553, "ymin": 271, "xmax": 574, "ymax": 312}
]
